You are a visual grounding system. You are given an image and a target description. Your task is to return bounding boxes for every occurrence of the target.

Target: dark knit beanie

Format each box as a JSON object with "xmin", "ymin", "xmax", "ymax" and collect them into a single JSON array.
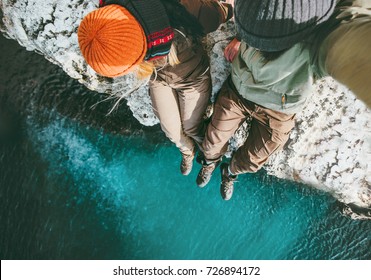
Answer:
[
  {"xmin": 234, "ymin": 0, "xmax": 337, "ymax": 51},
  {"xmin": 102, "ymin": 0, "xmax": 174, "ymax": 61}
]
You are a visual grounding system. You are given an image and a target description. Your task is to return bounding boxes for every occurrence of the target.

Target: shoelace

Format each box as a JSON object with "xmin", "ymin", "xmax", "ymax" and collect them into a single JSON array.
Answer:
[
  {"xmin": 221, "ymin": 178, "xmax": 237, "ymax": 195},
  {"xmin": 182, "ymin": 154, "xmax": 194, "ymax": 163},
  {"xmin": 222, "ymin": 168, "xmax": 237, "ymax": 186},
  {"xmin": 200, "ymin": 164, "xmax": 215, "ymax": 177}
]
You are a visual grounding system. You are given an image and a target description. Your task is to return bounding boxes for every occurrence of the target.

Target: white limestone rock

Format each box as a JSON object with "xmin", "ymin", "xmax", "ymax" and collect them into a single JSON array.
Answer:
[{"xmin": 265, "ymin": 79, "xmax": 371, "ymax": 211}]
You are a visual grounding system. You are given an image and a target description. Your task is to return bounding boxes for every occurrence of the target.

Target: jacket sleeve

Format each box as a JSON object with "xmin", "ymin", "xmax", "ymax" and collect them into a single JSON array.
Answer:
[
  {"xmin": 316, "ymin": 2, "xmax": 371, "ymax": 108},
  {"xmin": 181, "ymin": 0, "xmax": 233, "ymax": 33}
]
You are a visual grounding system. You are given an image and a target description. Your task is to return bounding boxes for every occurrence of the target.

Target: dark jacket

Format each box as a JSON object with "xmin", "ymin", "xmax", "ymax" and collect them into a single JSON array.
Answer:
[{"xmin": 154, "ymin": 0, "xmax": 232, "ymax": 84}]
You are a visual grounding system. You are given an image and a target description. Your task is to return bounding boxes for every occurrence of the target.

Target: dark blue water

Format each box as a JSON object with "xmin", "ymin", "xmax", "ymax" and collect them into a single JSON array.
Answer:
[{"xmin": 0, "ymin": 34, "xmax": 370, "ymax": 260}]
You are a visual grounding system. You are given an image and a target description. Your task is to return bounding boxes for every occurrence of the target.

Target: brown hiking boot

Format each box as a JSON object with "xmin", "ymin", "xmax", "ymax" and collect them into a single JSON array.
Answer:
[
  {"xmin": 180, "ymin": 153, "xmax": 194, "ymax": 176},
  {"xmin": 196, "ymin": 161, "xmax": 219, "ymax": 187},
  {"xmin": 220, "ymin": 163, "xmax": 237, "ymax": 200}
]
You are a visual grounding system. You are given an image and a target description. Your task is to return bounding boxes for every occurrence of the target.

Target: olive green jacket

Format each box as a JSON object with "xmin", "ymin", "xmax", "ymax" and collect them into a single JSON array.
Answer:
[{"xmin": 231, "ymin": 42, "xmax": 315, "ymax": 114}]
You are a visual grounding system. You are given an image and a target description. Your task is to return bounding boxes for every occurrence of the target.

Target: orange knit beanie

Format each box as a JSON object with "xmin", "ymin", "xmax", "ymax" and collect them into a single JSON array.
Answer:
[{"xmin": 78, "ymin": 4, "xmax": 147, "ymax": 77}]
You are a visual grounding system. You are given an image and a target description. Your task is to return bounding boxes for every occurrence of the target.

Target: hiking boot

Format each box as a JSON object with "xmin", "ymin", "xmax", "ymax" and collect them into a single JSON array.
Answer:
[
  {"xmin": 220, "ymin": 163, "xmax": 237, "ymax": 200},
  {"xmin": 196, "ymin": 161, "xmax": 219, "ymax": 187},
  {"xmin": 180, "ymin": 153, "xmax": 194, "ymax": 176}
]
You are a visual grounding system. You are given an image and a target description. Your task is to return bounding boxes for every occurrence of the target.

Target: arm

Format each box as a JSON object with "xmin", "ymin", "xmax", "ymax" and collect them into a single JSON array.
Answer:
[
  {"xmin": 318, "ymin": 14, "xmax": 371, "ymax": 107},
  {"xmin": 181, "ymin": 0, "xmax": 233, "ymax": 33}
]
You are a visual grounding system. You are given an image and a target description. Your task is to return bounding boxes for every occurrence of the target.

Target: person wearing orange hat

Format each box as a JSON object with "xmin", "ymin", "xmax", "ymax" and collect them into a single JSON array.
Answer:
[{"xmin": 78, "ymin": 0, "xmax": 233, "ymax": 175}]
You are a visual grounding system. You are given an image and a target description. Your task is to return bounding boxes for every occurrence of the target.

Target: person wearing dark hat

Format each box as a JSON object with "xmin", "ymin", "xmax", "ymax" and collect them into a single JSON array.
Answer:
[
  {"xmin": 228, "ymin": 0, "xmax": 371, "ymax": 106},
  {"xmin": 78, "ymin": 0, "xmax": 233, "ymax": 176},
  {"xmin": 197, "ymin": 0, "xmax": 371, "ymax": 200}
]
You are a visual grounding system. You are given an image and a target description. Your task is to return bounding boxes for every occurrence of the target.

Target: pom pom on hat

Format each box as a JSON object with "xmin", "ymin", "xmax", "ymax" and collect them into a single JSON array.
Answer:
[{"xmin": 78, "ymin": 4, "xmax": 147, "ymax": 77}]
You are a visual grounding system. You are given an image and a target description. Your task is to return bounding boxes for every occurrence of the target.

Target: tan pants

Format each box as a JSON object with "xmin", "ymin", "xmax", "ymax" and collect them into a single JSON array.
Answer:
[
  {"xmin": 149, "ymin": 69, "xmax": 211, "ymax": 156},
  {"xmin": 202, "ymin": 77, "xmax": 295, "ymax": 175}
]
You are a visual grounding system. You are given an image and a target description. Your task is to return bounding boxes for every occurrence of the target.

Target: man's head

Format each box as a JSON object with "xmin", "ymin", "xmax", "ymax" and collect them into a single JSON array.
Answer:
[{"xmin": 234, "ymin": 0, "xmax": 336, "ymax": 51}]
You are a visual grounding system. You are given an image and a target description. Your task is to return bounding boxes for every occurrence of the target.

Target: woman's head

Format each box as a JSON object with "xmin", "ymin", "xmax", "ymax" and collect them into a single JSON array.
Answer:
[
  {"xmin": 78, "ymin": 4, "xmax": 147, "ymax": 77},
  {"xmin": 78, "ymin": 0, "xmax": 175, "ymax": 78}
]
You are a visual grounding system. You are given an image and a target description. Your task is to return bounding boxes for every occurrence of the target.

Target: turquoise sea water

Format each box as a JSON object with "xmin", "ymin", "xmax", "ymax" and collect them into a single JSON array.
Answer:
[
  {"xmin": 1, "ymin": 111, "xmax": 370, "ymax": 260},
  {"xmin": 0, "ymin": 34, "xmax": 370, "ymax": 260}
]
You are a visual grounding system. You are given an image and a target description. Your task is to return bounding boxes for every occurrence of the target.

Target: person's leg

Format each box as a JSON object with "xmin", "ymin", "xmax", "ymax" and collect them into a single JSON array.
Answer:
[
  {"xmin": 230, "ymin": 107, "xmax": 295, "ymax": 175},
  {"xmin": 220, "ymin": 107, "xmax": 295, "ymax": 200},
  {"xmin": 202, "ymin": 78, "xmax": 248, "ymax": 163},
  {"xmin": 150, "ymin": 81, "xmax": 195, "ymax": 175},
  {"xmin": 176, "ymin": 68, "xmax": 212, "ymax": 147},
  {"xmin": 197, "ymin": 77, "xmax": 248, "ymax": 187}
]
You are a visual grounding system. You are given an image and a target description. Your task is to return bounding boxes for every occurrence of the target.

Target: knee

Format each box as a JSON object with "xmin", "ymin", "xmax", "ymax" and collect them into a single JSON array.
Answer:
[{"xmin": 230, "ymin": 157, "xmax": 262, "ymax": 175}]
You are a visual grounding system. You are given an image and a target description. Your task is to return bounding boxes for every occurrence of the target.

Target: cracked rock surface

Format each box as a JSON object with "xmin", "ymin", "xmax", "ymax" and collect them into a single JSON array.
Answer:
[{"xmin": 1, "ymin": 0, "xmax": 370, "ymax": 215}]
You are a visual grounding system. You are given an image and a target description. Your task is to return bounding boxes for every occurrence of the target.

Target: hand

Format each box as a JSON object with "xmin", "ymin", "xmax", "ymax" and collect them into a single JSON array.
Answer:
[{"xmin": 224, "ymin": 38, "xmax": 241, "ymax": 62}]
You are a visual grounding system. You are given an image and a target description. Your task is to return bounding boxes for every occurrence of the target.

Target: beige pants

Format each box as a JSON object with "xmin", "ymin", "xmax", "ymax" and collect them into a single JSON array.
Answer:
[
  {"xmin": 202, "ymin": 77, "xmax": 295, "ymax": 175},
  {"xmin": 149, "ymin": 69, "xmax": 211, "ymax": 156}
]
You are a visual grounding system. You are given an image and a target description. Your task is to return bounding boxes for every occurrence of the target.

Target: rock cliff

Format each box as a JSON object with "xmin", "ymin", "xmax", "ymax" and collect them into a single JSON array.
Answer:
[{"xmin": 1, "ymin": 0, "xmax": 370, "ymax": 215}]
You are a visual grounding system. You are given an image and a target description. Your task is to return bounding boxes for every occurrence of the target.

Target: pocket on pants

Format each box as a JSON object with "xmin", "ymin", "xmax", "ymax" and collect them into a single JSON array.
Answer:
[
  {"xmin": 253, "ymin": 139, "xmax": 281, "ymax": 160},
  {"xmin": 268, "ymin": 116, "xmax": 295, "ymax": 144}
]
